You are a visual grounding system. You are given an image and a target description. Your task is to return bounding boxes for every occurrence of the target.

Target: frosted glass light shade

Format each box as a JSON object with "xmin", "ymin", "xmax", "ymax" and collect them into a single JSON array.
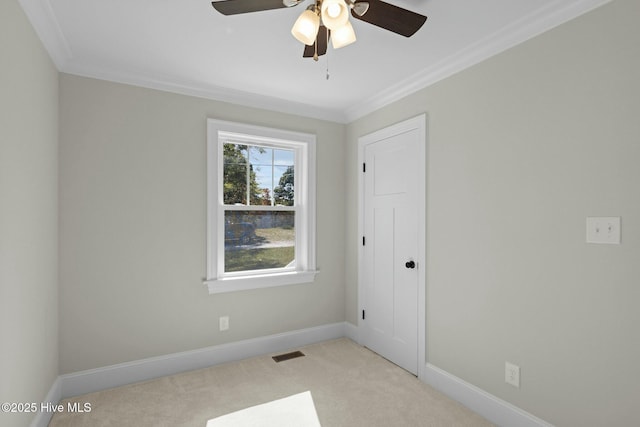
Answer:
[
  {"xmin": 321, "ymin": 0, "xmax": 348, "ymax": 30},
  {"xmin": 331, "ymin": 21, "xmax": 356, "ymax": 49},
  {"xmin": 291, "ymin": 10, "xmax": 320, "ymax": 46}
]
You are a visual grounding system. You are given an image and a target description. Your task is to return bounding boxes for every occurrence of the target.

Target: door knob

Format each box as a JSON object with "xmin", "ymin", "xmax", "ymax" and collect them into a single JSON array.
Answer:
[{"xmin": 405, "ymin": 260, "xmax": 416, "ymax": 269}]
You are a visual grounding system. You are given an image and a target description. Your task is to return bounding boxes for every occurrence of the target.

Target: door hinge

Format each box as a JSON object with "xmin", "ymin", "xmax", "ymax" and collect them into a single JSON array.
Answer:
[
  {"xmin": 362, "ymin": 309, "xmax": 365, "ymax": 320},
  {"xmin": 363, "ymin": 162, "xmax": 366, "ymax": 173}
]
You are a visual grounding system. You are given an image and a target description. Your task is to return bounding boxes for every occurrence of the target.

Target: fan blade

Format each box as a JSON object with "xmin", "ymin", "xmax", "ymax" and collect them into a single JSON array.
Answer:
[
  {"xmin": 351, "ymin": 0, "xmax": 427, "ymax": 37},
  {"xmin": 303, "ymin": 26, "xmax": 330, "ymax": 59},
  {"xmin": 211, "ymin": 0, "xmax": 297, "ymax": 16}
]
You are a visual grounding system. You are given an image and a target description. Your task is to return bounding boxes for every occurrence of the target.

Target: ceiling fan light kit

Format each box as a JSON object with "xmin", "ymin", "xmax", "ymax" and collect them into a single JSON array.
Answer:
[
  {"xmin": 320, "ymin": 0, "xmax": 349, "ymax": 30},
  {"xmin": 291, "ymin": 8, "xmax": 320, "ymax": 45},
  {"xmin": 211, "ymin": 0, "xmax": 427, "ymax": 61},
  {"xmin": 292, "ymin": 0, "xmax": 353, "ymax": 51},
  {"xmin": 331, "ymin": 20, "xmax": 356, "ymax": 49}
]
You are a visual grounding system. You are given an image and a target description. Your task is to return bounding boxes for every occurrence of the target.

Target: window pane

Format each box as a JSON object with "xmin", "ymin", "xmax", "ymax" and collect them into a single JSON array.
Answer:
[
  {"xmin": 250, "ymin": 146, "xmax": 275, "ymax": 206},
  {"xmin": 224, "ymin": 211, "xmax": 295, "ymax": 273},
  {"xmin": 274, "ymin": 150, "xmax": 294, "ymax": 206},
  {"xmin": 223, "ymin": 144, "xmax": 295, "ymax": 206},
  {"xmin": 223, "ymin": 143, "xmax": 249, "ymax": 205}
]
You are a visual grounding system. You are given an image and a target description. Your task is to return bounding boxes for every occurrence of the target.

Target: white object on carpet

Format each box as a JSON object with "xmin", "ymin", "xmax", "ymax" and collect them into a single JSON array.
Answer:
[{"xmin": 206, "ymin": 391, "xmax": 321, "ymax": 427}]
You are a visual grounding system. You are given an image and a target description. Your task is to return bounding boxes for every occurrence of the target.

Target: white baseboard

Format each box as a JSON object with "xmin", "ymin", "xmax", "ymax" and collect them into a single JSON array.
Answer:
[
  {"xmin": 32, "ymin": 322, "xmax": 350, "ymax": 425},
  {"xmin": 424, "ymin": 363, "xmax": 554, "ymax": 427},
  {"xmin": 343, "ymin": 321, "xmax": 359, "ymax": 343},
  {"xmin": 35, "ymin": 323, "xmax": 551, "ymax": 427},
  {"xmin": 30, "ymin": 377, "xmax": 61, "ymax": 427},
  {"xmin": 57, "ymin": 322, "xmax": 348, "ymax": 399}
]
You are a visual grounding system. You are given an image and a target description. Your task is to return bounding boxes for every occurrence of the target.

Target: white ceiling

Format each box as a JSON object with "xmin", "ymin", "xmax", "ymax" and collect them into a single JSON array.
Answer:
[{"xmin": 20, "ymin": 0, "xmax": 608, "ymax": 122}]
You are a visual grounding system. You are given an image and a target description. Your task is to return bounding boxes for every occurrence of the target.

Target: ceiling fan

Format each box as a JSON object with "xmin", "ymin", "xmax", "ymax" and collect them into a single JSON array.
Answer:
[{"xmin": 211, "ymin": 0, "xmax": 427, "ymax": 61}]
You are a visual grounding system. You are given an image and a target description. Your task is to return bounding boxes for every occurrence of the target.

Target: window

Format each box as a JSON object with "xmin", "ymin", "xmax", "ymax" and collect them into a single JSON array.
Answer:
[{"xmin": 205, "ymin": 119, "xmax": 317, "ymax": 293}]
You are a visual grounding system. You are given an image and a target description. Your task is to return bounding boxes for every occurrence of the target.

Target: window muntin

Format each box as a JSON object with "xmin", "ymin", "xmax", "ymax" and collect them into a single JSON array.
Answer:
[
  {"xmin": 222, "ymin": 143, "xmax": 295, "ymax": 207},
  {"xmin": 205, "ymin": 119, "xmax": 317, "ymax": 294},
  {"xmin": 221, "ymin": 141, "xmax": 297, "ymax": 275}
]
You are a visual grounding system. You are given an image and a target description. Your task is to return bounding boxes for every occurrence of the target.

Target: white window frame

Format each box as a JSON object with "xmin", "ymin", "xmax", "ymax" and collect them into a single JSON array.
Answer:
[{"xmin": 204, "ymin": 119, "xmax": 317, "ymax": 294}]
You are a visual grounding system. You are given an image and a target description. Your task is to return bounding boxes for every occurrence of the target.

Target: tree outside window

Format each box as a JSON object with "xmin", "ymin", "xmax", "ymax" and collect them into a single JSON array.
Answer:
[
  {"xmin": 206, "ymin": 119, "xmax": 317, "ymax": 294},
  {"xmin": 221, "ymin": 143, "xmax": 296, "ymax": 273}
]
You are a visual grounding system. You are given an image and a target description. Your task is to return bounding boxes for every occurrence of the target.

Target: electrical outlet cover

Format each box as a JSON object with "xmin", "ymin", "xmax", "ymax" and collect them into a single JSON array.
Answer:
[
  {"xmin": 505, "ymin": 361, "xmax": 520, "ymax": 388},
  {"xmin": 219, "ymin": 316, "xmax": 229, "ymax": 331}
]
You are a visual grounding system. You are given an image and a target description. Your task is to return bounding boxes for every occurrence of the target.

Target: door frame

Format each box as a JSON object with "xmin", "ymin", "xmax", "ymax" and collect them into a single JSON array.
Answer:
[{"xmin": 357, "ymin": 114, "xmax": 427, "ymax": 380}]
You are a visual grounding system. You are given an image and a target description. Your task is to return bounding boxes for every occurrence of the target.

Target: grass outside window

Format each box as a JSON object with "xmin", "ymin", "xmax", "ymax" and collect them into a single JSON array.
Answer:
[{"xmin": 225, "ymin": 227, "xmax": 295, "ymax": 272}]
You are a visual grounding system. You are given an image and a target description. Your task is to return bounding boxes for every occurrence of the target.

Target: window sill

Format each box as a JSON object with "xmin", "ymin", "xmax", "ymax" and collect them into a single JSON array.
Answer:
[{"xmin": 204, "ymin": 270, "xmax": 318, "ymax": 294}]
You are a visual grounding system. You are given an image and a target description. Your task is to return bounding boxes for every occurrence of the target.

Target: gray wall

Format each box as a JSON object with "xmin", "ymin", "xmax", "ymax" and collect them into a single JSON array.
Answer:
[
  {"xmin": 7, "ymin": 0, "xmax": 639, "ymax": 425},
  {"xmin": 58, "ymin": 74, "xmax": 346, "ymax": 373},
  {"xmin": 345, "ymin": 0, "xmax": 639, "ymax": 425},
  {"xmin": 0, "ymin": 1, "xmax": 59, "ymax": 426}
]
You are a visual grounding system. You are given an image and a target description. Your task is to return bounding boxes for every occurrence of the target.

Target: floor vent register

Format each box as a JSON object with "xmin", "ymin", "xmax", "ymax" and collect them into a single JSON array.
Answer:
[{"xmin": 272, "ymin": 351, "xmax": 305, "ymax": 363}]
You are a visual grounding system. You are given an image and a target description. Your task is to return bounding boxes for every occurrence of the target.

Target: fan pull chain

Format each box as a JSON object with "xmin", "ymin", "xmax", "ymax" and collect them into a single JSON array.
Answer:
[
  {"xmin": 326, "ymin": 57, "xmax": 330, "ymax": 80},
  {"xmin": 326, "ymin": 28, "xmax": 330, "ymax": 80}
]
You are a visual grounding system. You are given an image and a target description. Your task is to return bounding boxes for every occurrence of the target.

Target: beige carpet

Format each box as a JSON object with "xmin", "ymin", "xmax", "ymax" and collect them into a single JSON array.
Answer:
[
  {"xmin": 206, "ymin": 391, "xmax": 321, "ymax": 427},
  {"xmin": 50, "ymin": 338, "xmax": 494, "ymax": 426}
]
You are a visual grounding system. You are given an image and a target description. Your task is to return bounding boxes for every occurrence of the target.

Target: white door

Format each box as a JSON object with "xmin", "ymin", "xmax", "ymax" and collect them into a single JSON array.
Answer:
[{"xmin": 360, "ymin": 115, "xmax": 425, "ymax": 376}]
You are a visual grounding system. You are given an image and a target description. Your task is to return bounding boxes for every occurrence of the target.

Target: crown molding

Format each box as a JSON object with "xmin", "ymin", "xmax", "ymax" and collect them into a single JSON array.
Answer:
[
  {"xmin": 62, "ymin": 62, "xmax": 347, "ymax": 123},
  {"xmin": 343, "ymin": 0, "xmax": 612, "ymax": 123},
  {"xmin": 18, "ymin": 0, "xmax": 345, "ymax": 123},
  {"xmin": 18, "ymin": 0, "xmax": 72, "ymax": 69},
  {"xmin": 20, "ymin": 0, "xmax": 611, "ymax": 125}
]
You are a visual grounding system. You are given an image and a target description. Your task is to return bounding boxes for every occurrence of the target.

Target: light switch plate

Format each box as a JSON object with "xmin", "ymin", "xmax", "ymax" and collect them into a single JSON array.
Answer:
[{"xmin": 586, "ymin": 217, "xmax": 621, "ymax": 244}]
